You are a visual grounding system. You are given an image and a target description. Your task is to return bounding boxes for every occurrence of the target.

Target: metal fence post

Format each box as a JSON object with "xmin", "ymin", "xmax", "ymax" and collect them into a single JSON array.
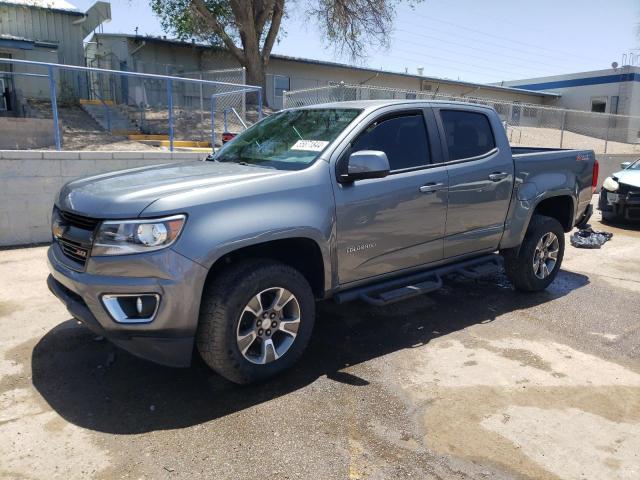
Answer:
[
  {"xmin": 210, "ymin": 96, "xmax": 217, "ymax": 151},
  {"xmin": 604, "ymin": 115, "xmax": 610, "ymax": 154},
  {"xmin": 47, "ymin": 66, "xmax": 62, "ymax": 151},
  {"xmin": 257, "ymin": 88, "xmax": 263, "ymax": 120},
  {"xmin": 560, "ymin": 110, "xmax": 566, "ymax": 148},
  {"xmin": 166, "ymin": 78, "xmax": 174, "ymax": 151},
  {"xmin": 199, "ymin": 72, "xmax": 204, "ymax": 139}
]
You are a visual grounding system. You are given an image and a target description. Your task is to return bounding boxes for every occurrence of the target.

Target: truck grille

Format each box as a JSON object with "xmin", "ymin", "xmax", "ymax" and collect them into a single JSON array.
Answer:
[
  {"xmin": 58, "ymin": 210, "xmax": 100, "ymax": 230},
  {"xmin": 53, "ymin": 208, "xmax": 101, "ymax": 268},
  {"xmin": 57, "ymin": 237, "xmax": 90, "ymax": 264}
]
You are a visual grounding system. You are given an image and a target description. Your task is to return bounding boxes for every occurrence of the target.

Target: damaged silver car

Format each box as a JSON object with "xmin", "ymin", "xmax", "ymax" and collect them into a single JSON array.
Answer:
[{"xmin": 599, "ymin": 159, "xmax": 640, "ymax": 221}]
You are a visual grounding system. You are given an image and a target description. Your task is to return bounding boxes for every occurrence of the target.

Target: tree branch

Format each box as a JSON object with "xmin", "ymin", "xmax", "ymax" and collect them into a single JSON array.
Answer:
[
  {"xmin": 255, "ymin": 0, "xmax": 277, "ymax": 34},
  {"xmin": 260, "ymin": 0, "xmax": 284, "ymax": 62},
  {"xmin": 190, "ymin": 0, "xmax": 244, "ymax": 62}
]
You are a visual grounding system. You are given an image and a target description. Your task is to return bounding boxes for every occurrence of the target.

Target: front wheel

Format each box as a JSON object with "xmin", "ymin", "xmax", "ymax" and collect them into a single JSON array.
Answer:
[
  {"xmin": 503, "ymin": 215, "xmax": 565, "ymax": 292},
  {"xmin": 197, "ymin": 260, "xmax": 315, "ymax": 384}
]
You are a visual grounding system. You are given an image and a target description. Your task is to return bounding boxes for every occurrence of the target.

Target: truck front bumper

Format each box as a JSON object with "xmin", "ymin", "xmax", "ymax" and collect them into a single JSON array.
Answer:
[
  {"xmin": 599, "ymin": 187, "xmax": 640, "ymax": 221},
  {"xmin": 47, "ymin": 244, "xmax": 209, "ymax": 367}
]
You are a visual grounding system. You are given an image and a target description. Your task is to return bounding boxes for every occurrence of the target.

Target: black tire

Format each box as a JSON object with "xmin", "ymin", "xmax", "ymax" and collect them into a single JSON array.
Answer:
[
  {"xmin": 197, "ymin": 259, "xmax": 315, "ymax": 384},
  {"xmin": 503, "ymin": 215, "xmax": 565, "ymax": 292}
]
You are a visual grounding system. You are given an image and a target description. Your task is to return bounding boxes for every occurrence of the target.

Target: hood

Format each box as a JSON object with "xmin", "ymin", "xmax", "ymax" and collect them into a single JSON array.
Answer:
[
  {"xmin": 614, "ymin": 168, "xmax": 640, "ymax": 189},
  {"xmin": 57, "ymin": 161, "xmax": 281, "ymax": 218}
]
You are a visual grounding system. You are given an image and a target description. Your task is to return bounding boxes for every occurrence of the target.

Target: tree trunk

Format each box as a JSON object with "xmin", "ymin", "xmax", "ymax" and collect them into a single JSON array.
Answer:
[{"xmin": 243, "ymin": 54, "xmax": 267, "ymax": 108}]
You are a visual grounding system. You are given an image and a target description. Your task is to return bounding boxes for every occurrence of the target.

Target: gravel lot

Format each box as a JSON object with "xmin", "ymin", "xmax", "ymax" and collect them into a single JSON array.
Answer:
[{"xmin": 1, "ymin": 204, "xmax": 639, "ymax": 479}]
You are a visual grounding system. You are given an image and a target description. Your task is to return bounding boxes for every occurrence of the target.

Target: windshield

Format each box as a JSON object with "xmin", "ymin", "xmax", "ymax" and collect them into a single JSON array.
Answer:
[
  {"xmin": 213, "ymin": 108, "xmax": 362, "ymax": 170},
  {"xmin": 626, "ymin": 159, "xmax": 640, "ymax": 170}
]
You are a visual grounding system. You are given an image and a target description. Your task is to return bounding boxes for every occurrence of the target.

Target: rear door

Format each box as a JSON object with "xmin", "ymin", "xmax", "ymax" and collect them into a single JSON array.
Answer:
[
  {"xmin": 434, "ymin": 106, "xmax": 514, "ymax": 258},
  {"xmin": 332, "ymin": 107, "xmax": 449, "ymax": 284}
]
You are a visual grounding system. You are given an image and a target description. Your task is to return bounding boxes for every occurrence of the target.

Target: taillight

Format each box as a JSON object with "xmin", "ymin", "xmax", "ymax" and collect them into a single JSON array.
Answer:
[{"xmin": 592, "ymin": 159, "xmax": 599, "ymax": 194}]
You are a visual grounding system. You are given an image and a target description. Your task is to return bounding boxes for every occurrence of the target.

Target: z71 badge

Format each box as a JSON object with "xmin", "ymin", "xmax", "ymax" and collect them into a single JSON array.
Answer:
[{"xmin": 346, "ymin": 242, "xmax": 376, "ymax": 254}]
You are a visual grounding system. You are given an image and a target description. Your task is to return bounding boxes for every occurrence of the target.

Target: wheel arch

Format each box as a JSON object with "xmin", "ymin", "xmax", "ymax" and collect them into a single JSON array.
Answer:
[
  {"xmin": 203, "ymin": 236, "xmax": 327, "ymax": 299},
  {"xmin": 500, "ymin": 192, "xmax": 575, "ymax": 254}
]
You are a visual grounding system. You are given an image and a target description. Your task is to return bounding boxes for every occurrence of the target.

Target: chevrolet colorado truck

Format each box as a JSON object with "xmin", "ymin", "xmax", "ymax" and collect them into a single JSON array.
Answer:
[{"xmin": 47, "ymin": 100, "xmax": 598, "ymax": 384}]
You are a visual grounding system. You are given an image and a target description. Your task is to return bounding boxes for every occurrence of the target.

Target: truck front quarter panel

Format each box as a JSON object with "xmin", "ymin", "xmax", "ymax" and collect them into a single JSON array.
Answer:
[{"xmin": 143, "ymin": 160, "xmax": 336, "ymax": 293}]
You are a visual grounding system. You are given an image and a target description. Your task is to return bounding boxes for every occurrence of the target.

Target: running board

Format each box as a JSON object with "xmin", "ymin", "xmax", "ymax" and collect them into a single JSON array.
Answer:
[{"xmin": 334, "ymin": 254, "xmax": 503, "ymax": 306}]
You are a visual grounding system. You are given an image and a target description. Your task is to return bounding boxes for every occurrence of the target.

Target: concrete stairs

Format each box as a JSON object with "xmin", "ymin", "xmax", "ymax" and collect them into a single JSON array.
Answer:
[{"xmin": 79, "ymin": 100, "xmax": 139, "ymax": 136}]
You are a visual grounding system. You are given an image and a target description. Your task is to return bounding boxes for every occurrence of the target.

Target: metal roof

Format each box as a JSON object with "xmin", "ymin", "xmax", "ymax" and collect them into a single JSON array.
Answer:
[
  {"xmin": 0, "ymin": 0, "xmax": 80, "ymax": 13},
  {"xmin": 296, "ymin": 99, "xmax": 497, "ymax": 112},
  {"xmin": 93, "ymin": 33, "xmax": 560, "ymax": 99}
]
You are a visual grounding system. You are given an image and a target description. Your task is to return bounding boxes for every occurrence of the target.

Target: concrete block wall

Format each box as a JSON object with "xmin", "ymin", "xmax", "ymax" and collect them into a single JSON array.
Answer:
[{"xmin": 0, "ymin": 150, "xmax": 206, "ymax": 246}]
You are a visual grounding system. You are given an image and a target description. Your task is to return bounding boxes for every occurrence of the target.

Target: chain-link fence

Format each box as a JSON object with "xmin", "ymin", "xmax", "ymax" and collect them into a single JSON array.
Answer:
[
  {"xmin": 0, "ymin": 58, "xmax": 259, "ymax": 151},
  {"xmin": 85, "ymin": 55, "xmax": 249, "ymax": 144},
  {"xmin": 283, "ymin": 84, "xmax": 640, "ymax": 154}
]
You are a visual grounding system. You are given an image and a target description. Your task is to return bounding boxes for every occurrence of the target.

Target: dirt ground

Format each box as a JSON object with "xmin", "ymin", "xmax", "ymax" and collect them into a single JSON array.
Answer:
[
  {"xmin": 1, "ymin": 203, "xmax": 639, "ymax": 479},
  {"xmin": 508, "ymin": 126, "xmax": 640, "ymax": 154}
]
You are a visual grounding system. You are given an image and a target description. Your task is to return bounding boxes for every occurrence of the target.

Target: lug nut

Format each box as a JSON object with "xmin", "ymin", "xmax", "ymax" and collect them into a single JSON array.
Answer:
[
  {"xmin": 270, "ymin": 312, "xmax": 276, "ymax": 319},
  {"xmin": 266, "ymin": 329, "xmax": 271, "ymax": 336},
  {"xmin": 271, "ymin": 321, "xmax": 277, "ymax": 328},
  {"xmin": 257, "ymin": 319, "xmax": 262, "ymax": 327},
  {"xmin": 262, "ymin": 312, "xmax": 268, "ymax": 319},
  {"xmin": 258, "ymin": 328, "xmax": 264, "ymax": 335}
]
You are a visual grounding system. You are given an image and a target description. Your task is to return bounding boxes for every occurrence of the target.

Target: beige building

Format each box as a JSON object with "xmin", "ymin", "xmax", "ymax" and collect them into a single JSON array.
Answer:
[{"xmin": 87, "ymin": 33, "xmax": 559, "ymax": 110}]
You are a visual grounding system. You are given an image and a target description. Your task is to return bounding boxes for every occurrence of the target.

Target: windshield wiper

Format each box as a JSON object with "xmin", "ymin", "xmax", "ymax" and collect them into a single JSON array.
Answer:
[{"xmin": 292, "ymin": 125, "xmax": 303, "ymax": 140}]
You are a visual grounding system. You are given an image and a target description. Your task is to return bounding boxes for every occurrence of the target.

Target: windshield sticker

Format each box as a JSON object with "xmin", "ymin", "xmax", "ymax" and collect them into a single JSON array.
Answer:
[{"xmin": 290, "ymin": 139, "xmax": 329, "ymax": 152}]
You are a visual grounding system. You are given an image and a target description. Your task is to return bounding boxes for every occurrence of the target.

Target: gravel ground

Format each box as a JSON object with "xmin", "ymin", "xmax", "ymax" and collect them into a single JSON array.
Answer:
[{"xmin": 1, "ymin": 203, "xmax": 639, "ymax": 479}]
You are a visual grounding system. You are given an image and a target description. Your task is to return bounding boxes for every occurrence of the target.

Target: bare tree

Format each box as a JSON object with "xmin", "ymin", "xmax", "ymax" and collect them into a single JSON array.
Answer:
[{"xmin": 151, "ymin": 0, "xmax": 420, "ymax": 101}]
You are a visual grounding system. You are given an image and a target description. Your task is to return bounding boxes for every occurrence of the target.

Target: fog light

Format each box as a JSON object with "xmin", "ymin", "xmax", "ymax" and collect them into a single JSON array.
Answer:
[{"xmin": 102, "ymin": 294, "xmax": 160, "ymax": 323}]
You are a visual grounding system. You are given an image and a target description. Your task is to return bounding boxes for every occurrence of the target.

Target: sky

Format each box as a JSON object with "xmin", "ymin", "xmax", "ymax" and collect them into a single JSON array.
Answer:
[{"xmin": 72, "ymin": 0, "xmax": 639, "ymax": 84}]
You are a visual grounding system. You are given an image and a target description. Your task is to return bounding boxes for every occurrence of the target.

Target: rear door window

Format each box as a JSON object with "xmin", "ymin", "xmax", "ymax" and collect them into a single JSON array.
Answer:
[
  {"xmin": 351, "ymin": 114, "xmax": 431, "ymax": 171},
  {"xmin": 440, "ymin": 110, "xmax": 496, "ymax": 161}
]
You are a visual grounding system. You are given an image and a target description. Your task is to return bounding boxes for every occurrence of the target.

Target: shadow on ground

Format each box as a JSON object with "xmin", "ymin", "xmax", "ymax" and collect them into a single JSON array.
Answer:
[{"xmin": 32, "ymin": 269, "xmax": 589, "ymax": 434}]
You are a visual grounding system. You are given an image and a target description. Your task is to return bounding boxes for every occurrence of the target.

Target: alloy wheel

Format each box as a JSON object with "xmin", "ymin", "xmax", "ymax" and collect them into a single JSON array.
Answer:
[
  {"xmin": 533, "ymin": 232, "xmax": 559, "ymax": 279},
  {"xmin": 235, "ymin": 287, "xmax": 301, "ymax": 364}
]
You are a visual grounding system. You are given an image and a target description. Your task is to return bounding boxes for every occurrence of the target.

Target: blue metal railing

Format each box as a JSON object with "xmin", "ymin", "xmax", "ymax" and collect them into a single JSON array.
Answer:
[{"xmin": 0, "ymin": 58, "xmax": 262, "ymax": 151}]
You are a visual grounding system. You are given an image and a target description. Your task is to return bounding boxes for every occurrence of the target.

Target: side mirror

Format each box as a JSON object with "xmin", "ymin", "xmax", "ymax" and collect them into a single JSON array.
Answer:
[
  {"xmin": 339, "ymin": 150, "xmax": 390, "ymax": 183},
  {"xmin": 621, "ymin": 161, "xmax": 632, "ymax": 169}
]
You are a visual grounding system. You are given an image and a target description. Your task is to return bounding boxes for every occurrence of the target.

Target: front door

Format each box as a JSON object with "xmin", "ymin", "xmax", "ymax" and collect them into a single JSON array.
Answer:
[
  {"xmin": 333, "ymin": 109, "xmax": 448, "ymax": 284},
  {"xmin": 435, "ymin": 107, "xmax": 514, "ymax": 258}
]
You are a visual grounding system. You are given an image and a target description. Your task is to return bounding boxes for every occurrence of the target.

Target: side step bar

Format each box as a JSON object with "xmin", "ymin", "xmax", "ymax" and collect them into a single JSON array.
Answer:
[{"xmin": 334, "ymin": 254, "xmax": 503, "ymax": 306}]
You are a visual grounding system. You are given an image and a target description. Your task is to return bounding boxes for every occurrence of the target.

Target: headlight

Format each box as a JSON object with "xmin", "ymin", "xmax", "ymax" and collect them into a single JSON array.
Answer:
[
  {"xmin": 92, "ymin": 215, "xmax": 186, "ymax": 256},
  {"xmin": 602, "ymin": 177, "xmax": 619, "ymax": 192}
]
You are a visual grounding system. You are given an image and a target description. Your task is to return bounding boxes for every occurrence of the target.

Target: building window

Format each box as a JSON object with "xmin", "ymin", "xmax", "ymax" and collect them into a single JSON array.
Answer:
[
  {"xmin": 591, "ymin": 97, "xmax": 607, "ymax": 113},
  {"xmin": 610, "ymin": 96, "xmax": 619, "ymax": 115},
  {"xmin": 274, "ymin": 75, "xmax": 290, "ymax": 97}
]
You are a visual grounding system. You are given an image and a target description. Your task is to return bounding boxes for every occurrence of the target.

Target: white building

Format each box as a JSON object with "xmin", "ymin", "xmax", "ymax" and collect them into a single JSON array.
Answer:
[{"xmin": 499, "ymin": 66, "xmax": 640, "ymax": 143}]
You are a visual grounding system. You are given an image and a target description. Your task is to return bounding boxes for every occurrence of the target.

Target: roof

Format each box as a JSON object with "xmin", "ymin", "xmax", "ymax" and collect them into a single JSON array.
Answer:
[
  {"xmin": 93, "ymin": 33, "xmax": 560, "ymax": 99},
  {"xmin": 297, "ymin": 99, "xmax": 497, "ymax": 112},
  {"xmin": 497, "ymin": 67, "xmax": 640, "ymax": 92},
  {"xmin": 0, "ymin": 33, "xmax": 59, "ymax": 49},
  {"xmin": 0, "ymin": 0, "xmax": 82, "ymax": 14}
]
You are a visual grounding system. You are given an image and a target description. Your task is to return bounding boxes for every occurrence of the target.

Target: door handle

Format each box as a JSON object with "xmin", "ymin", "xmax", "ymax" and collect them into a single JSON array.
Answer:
[
  {"xmin": 419, "ymin": 182, "xmax": 444, "ymax": 194},
  {"xmin": 488, "ymin": 172, "xmax": 509, "ymax": 182}
]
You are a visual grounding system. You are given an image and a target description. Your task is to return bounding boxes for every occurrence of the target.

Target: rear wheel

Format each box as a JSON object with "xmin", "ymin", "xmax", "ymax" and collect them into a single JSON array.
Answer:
[
  {"xmin": 197, "ymin": 259, "xmax": 315, "ymax": 384},
  {"xmin": 503, "ymin": 215, "xmax": 565, "ymax": 292}
]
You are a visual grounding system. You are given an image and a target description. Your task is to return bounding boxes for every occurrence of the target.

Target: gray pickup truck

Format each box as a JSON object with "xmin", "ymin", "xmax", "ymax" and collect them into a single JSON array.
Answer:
[{"xmin": 47, "ymin": 100, "xmax": 598, "ymax": 384}]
